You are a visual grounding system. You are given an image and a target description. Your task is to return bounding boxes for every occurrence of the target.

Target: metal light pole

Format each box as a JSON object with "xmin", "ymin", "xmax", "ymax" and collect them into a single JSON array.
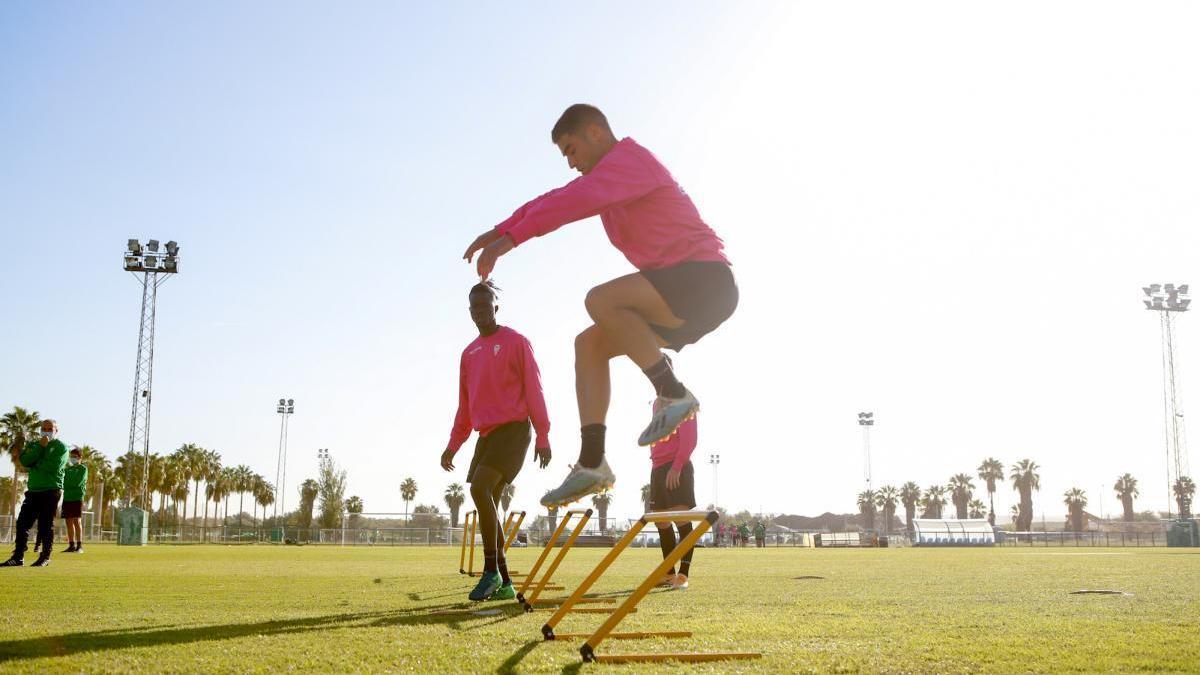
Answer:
[
  {"xmin": 274, "ymin": 398, "xmax": 295, "ymax": 521},
  {"xmin": 122, "ymin": 239, "xmax": 179, "ymax": 509},
  {"xmin": 1143, "ymin": 283, "xmax": 1190, "ymax": 518},
  {"xmin": 858, "ymin": 412, "xmax": 875, "ymax": 492},
  {"xmin": 708, "ymin": 453, "xmax": 720, "ymax": 511}
]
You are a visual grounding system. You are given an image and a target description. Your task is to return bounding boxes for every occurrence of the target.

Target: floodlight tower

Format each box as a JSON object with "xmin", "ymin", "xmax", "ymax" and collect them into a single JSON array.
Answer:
[
  {"xmin": 1143, "ymin": 283, "xmax": 1190, "ymax": 517},
  {"xmin": 122, "ymin": 239, "xmax": 180, "ymax": 508},
  {"xmin": 858, "ymin": 412, "xmax": 875, "ymax": 491},
  {"xmin": 274, "ymin": 398, "xmax": 295, "ymax": 520}
]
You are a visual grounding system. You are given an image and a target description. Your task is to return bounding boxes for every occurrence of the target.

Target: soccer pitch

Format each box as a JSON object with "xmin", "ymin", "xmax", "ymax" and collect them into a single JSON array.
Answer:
[{"xmin": 0, "ymin": 545, "xmax": 1196, "ymax": 673}]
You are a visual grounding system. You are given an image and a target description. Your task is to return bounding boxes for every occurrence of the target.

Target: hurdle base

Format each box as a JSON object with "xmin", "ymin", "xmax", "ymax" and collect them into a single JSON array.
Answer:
[
  {"xmin": 582, "ymin": 649, "xmax": 762, "ymax": 664},
  {"xmin": 531, "ymin": 597, "xmax": 616, "ymax": 606},
  {"xmin": 534, "ymin": 607, "xmax": 635, "ymax": 615},
  {"xmin": 550, "ymin": 630, "xmax": 691, "ymax": 640}
]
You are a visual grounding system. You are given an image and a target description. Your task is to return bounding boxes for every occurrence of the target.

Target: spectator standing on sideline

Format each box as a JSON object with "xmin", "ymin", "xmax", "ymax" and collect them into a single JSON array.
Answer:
[
  {"xmin": 2, "ymin": 420, "xmax": 69, "ymax": 568},
  {"xmin": 61, "ymin": 447, "xmax": 88, "ymax": 553},
  {"xmin": 754, "ymin": 521, "xmax": 767, "ymax": 548}
]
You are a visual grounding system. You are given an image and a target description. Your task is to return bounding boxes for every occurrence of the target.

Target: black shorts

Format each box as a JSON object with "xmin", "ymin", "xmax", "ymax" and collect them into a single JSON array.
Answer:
[
  {"xmin": 641, "ymin": 261, "xmax": 738, "ymax": 351},
  {"xmin": 467, "ymin": 419, "xmax": 531, "ymax": 486},
  {"xmin": 648, "ymin": 461, "xmax": 696, "ymax": 512},
  {"xmin": 61, "ymin": 501, "xmax": 83, "ymax": 519}
]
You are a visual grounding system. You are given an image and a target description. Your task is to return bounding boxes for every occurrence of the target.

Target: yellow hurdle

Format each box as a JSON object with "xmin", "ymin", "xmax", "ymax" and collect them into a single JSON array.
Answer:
[
  {"xmin": 539, "ymin": 509, "xmax": 763, "ymax": 664},
  {"xmin": 502, "ymin": 510, "xmax": 526, "ymax": 553},
  {"xmin": 458, "ymin": 510, "xmax": 477, "ymax": 575},
  {"xmin": 518, "ymin": 509, "xmax": 594, "ymax": 610}
]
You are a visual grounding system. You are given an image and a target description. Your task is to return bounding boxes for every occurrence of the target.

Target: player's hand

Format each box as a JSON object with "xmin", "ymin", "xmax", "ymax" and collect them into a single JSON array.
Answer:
[
  {"xmin": 476, "ymin": 235, "xmax": 514, "ymax": 280},
  {"xmin": 440, "ymin": 448, "xmax": 456, "ymax": 472},
  {"xmin": 463, "ymin": 229, "xmax": 502, "ymax": 264},
  {"xmin": 534, "ymin": 446, "xmax": 551, "ymax": 469},
  {"xmin": 666, "ymin": 466, "xmax": 682, "ymax": 490}
]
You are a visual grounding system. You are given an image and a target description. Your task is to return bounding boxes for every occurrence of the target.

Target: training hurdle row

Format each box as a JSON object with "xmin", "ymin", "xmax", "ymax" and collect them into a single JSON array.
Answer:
[
  {"xmin": 458, "ymin": 510, "xmax": 527, "ymax": 577},
  {"xmin": 541, "ymin": 509, "xmax": 762, "ymax": 664},
  {"xmin": 514, "ymin": 509, "xmax": 607, "ymax": 611}
]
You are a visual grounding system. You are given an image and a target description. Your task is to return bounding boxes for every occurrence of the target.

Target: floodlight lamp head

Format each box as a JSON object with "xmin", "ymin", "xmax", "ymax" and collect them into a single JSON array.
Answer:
[
  {"xmin": 147, "ymin": 239, "xmax": 160, "ymax": 253},
  {"xmin": 287, "ymin": 399, "xmax": 294, "ymax": 406},
  {"xmin": 279, "ymin": 398, "xmax": 286, "ymax": 406},
  {"xmin": 165, "ymin": 240, "xmax": 179, "ymax": 256},
  {"xmin": 1179, "ymin": 284, "xmax": 1189, "ymax": 295},
  {"xmin": 127, "ymin": 239, "xmax": 141, "ymax": 253}
]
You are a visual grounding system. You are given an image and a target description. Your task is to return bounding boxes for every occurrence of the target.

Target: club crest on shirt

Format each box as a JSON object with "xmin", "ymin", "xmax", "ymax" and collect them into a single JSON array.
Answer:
[{"xmin": 493, "ymin": 344, "xmax": 501, "ymax": 356}]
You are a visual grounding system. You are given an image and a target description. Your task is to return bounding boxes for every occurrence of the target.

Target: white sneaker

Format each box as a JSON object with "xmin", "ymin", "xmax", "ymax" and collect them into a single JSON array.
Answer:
[
  {"xmin": 539, "ymin": 458, "xmax": 616, "ymax": 508},
  {"xmin": 669, "ymin": 573, "xmax": 689, "ymax": 591}
]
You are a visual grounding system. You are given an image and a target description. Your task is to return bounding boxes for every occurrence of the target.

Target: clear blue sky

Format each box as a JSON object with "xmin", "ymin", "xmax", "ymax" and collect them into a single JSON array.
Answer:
[{"xmin": 3, "ymin": 2, "xmax": 1198, "ymax": 523}]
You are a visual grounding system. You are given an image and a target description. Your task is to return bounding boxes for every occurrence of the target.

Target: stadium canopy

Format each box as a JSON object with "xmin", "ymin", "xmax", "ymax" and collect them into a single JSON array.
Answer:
[{"xmin": 913, "ymin": 519, "xmax": 995, "ymax": 546}]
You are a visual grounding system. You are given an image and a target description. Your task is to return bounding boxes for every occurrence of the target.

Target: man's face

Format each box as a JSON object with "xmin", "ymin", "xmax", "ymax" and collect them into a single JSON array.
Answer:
[
  {"xmin": 469, "ymin": 290, "xmax": 498, "ymax": 331},
  {"xmin": 555, "ymin": 129, "xmax": 604, "ymax": 175}
]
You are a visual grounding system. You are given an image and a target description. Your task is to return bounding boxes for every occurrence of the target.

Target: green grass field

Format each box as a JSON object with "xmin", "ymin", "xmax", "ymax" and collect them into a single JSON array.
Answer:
[{"xmin": 0, "ymin": 544, "xmax": 1197, "ymax": 673}]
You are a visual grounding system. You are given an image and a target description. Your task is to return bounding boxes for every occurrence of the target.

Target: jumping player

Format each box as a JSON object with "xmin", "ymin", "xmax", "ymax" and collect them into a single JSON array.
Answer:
[
  {"xmin": 647, "ymin": 397, "xmax": 698, "ymax": 591},
  {"xmin": 441, "ymin": 281, "xmax": 552, "ymax": 602},
  {"xmin": 462, "ymin": 104, "xmax": 737, "ymax": 507}
]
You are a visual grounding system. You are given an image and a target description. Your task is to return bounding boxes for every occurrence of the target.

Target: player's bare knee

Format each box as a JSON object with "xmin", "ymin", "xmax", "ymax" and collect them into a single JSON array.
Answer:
[{"xmin": 583, "ymin": 284, "xmax": 614, "ymax": 321}]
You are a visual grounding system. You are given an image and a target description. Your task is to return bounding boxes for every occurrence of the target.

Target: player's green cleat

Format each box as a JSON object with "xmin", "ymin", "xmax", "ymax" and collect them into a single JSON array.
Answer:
[
  {"xmin": 469, "ymin": 570, "xmax": 502, "ymax": 602},
  {"xmin": 490, "ymin": 582, "xmax": 516, "ymax": 601}
]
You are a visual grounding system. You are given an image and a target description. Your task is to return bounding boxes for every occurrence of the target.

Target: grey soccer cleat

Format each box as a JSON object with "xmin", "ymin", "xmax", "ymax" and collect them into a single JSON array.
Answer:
[
  {"xmin": 539, "ymin": 459, "xmax": 616, "ymax": 508},
  {"xmin": 638, "ymin": 390, "xmax": 700, "ymax": 446}
]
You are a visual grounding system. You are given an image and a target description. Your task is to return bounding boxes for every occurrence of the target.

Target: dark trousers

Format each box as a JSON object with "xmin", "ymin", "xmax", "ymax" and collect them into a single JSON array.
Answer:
[{"xmin": 13, "ymin": 489, "xmax": 61, "ymax": 560}]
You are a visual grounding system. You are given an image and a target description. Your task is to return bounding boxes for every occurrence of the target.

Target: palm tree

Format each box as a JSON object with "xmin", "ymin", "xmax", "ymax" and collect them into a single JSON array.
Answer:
[
  {"xmin": 256, "ymin": 481, "xmax": 275, "ymax": 531},
  {"xmin": 592, "ymin": 492, "xmax": 612, "ymax": 532},
  {"xmin": 1009, "ymin": 459, "xmax": 1040, "ymax": 532},
  {"xmin": 1113, "ymin": 474, "xmax": 1138, "ymax": 522},
  {"xmin": 298, "ymin": 478, "xmax": 320, "ymax": 529},
  {"xmin": 1063, "ymin": 488, "xmax": 1088, "ymax": 532},
  {"xmin": 921, "ymin": 485, "xmax": 947, "ymax": 518},
  {"xmin": 249, "ymin": 474, "xmax": 266, "ymax": 525},
  {"xmin": 1174, "ymin": 476, "xmax": 1195, "ymax": 518},
  {"xmin": 115, "ymin": 451, "xmax": 146, "ymax": 509},
  {"xmin": 145, "ymin": 453, "xmax": 165, "ymax": 526},
  {"xmin": 345, "ymin": 495, "xmax": 363, "ymax": 528},
  {"xmin": 968, "ymin": 499, "xmax": 986, "ymax": 519},
  {"xmin": 875, "ymin": 486, "xmax": 899, "ymax": 534},
  {"xmin": 1010, "ymin": 504, "xmax": 1020, "ymax": 527},
  {"xmin": 500, "ymin": 484, "xmax": 516, "ymax": 515},
  {"xmin": 233, "ymin": 464, "xmax": 253, "ymax": 529},
  {"xmin": 208, "ymin": 471, "xmax": 228, "ymax": 538},
  {"xmin": 219, "ymin": 466, "xmax": 236, "ymax": 524},
  {"xmin": 199, "ymin": 450, "xmax": 221, "ymax": 539},
  {"xmin": 640, "ymin": 483, "xmax": 652, "ymax": 513},
  {"xmin": 976, "ymin": 458, "xmax": 1004, "ymax": 526},
  {"xmin": 900, "ymin": 482, "xmax": 921, "ymax": 535},
  {"xmin": 400, "ymin": 478, "xmax": 418, "ymax": 523},
  {"xmin": 2, "ymin": 406, "xmax": 42, "ymax": 517},
  {"xmin": 948, "ymin": 473, "xmax": 975, "ymax": 519},
  {"xmin": 857, "ymin": 489, "xmax": 878, "ymax": 531},
  {"xmin": 444, "ymin": 483, "xmax": 465, "ymax": 528},
  {"xmin": 179, "ymin": 444, "xmax": 203, "ymax": 525},
  {"xmin": 77, "ymin": 446, "xmax": 111, "ymax": 525}
]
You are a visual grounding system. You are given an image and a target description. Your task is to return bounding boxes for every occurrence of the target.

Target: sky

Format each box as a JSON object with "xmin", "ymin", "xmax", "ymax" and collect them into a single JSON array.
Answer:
[{"xmin": 2, "ymin": 1, "xmax": 1197, "ymax": 525}]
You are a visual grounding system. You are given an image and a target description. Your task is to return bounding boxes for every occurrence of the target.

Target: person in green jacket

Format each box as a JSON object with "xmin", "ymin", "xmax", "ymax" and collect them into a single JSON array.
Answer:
[
  {"xmin": 754, "ymin": 521, "xmax": 767, "ymax": 548},
  {"xmin": 2, "ymin": 419, "xmax": 69, "ymax": 568},
  {"xmin": 62, "ymin": 447, "xmax": 88, "ymax": 553}
]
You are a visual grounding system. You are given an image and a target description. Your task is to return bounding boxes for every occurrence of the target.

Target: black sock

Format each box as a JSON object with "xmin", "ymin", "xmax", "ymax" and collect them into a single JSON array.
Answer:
[
  {"xmin": 643, "ymin": 357, "xmax": 686, "ymax": 399},
  {"xmin": 498, "ymin": 556, "xmax": 511, "ymax": 585},
  {"xmin": 657, "ymin": 527, "xmax": 677, "ymax": 576},
  {"xmin": 578, "ymin": 424, "xmax": 606, "ymax": 469},
  {"xmin": 483, "ymin": 551, "xmax": 498, "ymax": 574},
  {"xmin": 676, "ymin": 523, "xmax": 694, "ymax": 577}
]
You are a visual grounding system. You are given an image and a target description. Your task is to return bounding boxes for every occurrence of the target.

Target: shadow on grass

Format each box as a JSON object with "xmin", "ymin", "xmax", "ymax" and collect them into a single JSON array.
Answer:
[
  {"xmin": 0, "ymin": 603, "xmax": 525, "ymax": 662},
  {"xmin": 495, "ymin": 639, "xmax": 542, "ymax": 674}
]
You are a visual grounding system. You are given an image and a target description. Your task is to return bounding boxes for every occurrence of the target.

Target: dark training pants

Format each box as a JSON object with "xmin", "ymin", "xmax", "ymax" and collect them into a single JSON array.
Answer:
[{"xmin": 13, "ymin": 489, "xmax": 61, "ymax": 561}]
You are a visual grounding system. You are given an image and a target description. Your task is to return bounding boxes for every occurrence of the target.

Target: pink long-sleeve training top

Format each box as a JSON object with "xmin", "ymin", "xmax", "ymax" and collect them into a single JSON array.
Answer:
[
  {"xmin": 650, "ymin": 414, "xmax": 697, "ymax": 470},
  {"xmin": 447, "ymin": 326, "xmax": 551, "ymax": 454},
  {"xmin": 493, "ymin": 137, "xmax": 730, "ymax": 271}
]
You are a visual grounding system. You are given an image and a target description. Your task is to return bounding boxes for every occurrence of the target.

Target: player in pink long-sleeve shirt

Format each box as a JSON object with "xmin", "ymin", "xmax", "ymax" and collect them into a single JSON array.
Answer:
[
  {"xmin": 462, "ymin": 104, "xmax": 738, "ymax": 508},
  {"xmin": 441, "ymin": 281, "xmax": 552, "ymax": 602},
  {"xmin": 647, "ymin": 398, "xmax": 699, "ymax": 591}
]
